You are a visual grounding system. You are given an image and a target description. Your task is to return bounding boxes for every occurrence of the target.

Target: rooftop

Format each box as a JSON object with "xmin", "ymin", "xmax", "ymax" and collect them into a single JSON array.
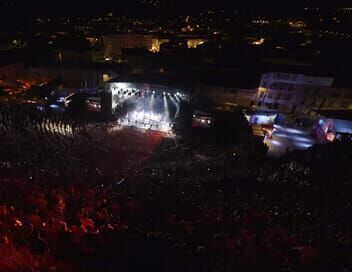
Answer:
[
  {"xmin": 0, "ymin": 48, "xmax": 25, "ymax": 66},
  {"xmin": 198, "ymin": 70, "xmax": 260, "ymax": 89},
  {"xmin": 106, "ymin": 71, "xmax": 196, "ymax": 91},
  {"xmin": 30, "ymin": 62, "xmax": 130, "ymax": 73},
  {"xmin": 260, "ymin": 61, "xmax": 352, "ymax": 88}
]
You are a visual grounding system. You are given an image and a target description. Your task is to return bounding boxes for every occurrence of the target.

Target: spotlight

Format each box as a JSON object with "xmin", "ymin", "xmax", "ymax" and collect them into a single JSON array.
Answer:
[
  {"xmin": 137, "ymin": 111, "xmax": 144, "ymax": 120},
  {"xmin": 163, "ymin": 92, "xmax": 166, "ymax": 95}
]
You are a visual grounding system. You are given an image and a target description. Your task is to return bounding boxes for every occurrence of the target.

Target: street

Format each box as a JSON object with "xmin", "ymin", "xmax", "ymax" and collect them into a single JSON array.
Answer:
[{"xmin": 264, "ymin": 124, "xmax": 317, "ymax": 157}]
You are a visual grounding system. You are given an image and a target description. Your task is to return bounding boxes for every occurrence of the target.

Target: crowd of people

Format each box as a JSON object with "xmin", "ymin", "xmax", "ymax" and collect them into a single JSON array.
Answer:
[{"xmin": 0, "ymin": 103, "xmax": 351, "ymax": 271}]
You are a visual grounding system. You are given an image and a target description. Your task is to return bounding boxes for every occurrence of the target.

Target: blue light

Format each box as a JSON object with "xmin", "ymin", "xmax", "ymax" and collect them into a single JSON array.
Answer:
[
  {"xmin": 295, "ymin": 142, "xmax": 313, "ymax": 149},
  {"xmin": 36, "ymin": 106, "xmax": 45, "ymax": 112},
  {"xmin": 271, "ymin": 140, "xmax": 282, "ymax": 146}
]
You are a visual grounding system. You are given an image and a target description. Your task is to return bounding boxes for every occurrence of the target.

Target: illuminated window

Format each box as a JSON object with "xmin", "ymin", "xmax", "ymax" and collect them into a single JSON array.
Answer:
[
  {"xmin": 270, "ymin": 82, "xmax": 288, "ymax": 90},
  {"xmin": 275, "ymin": 73, "xmax": 291, "ymax": 80},
  {"xmin": 102, "ymin": 74, "xmax": 110, "ymax": 82}
]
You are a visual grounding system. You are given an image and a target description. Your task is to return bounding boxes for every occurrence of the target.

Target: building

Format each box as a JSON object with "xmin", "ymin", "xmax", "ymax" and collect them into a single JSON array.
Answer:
[
  {"xmin": 55, "ymin": 48, "xmax": 94, "ymax": 63},
  {"xmin": 0, "ymin": 51, "xmax": 26, "ymax": 94},
  {"xmin": 0, "ymin": 50, "xmax": 25, "ymax": 80},
  {"xmin": 197, "ymin": 73, "xmax": 258, "ymax": 111},
  {"xmin": 102, "ymin": 34, "xmax": 153, "ymax": 59},
  {"xmin": 150, "ymin": 38, "xmax": 169, "ymax": 53},
  {"xmin": 253, "ymin": 72, "xmax": 338, "ymax": 114},
  {"xmin": 121, "ymin": 48, "xmax": 155, "ymax": 73},
  {"xmin": 51, "ymin": 35, "xmax": 103, "ymax": 63},
  {"xmin": 200, "ymin": 85, "xmax": 256, "ymax": 110},
  {"xmin": 0, "ymin": 62, "xmax": 24, "ymax": 80},
  {"xmin": 187, "ymin": 39, "xmax": 207, "ymax": 49},
  {"xmin": 28, "ymin": 63, "xmax": 123, "ymax": 89}
]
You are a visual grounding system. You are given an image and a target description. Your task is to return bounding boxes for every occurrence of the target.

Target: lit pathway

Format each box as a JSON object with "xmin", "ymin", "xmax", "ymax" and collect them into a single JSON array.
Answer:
[{"xmin": 264, "ymin": 124, "xmax": 317, "ymax": 157}]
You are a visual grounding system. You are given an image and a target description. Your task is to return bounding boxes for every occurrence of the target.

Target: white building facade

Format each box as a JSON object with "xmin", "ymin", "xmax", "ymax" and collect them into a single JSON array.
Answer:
[
  {"xmin": 252, "ymin": 72, "xmax": 350, "ymax": 114},
  {"xmin": 102, "ymin": 35, "xmax": 153, "ymax": 59}
]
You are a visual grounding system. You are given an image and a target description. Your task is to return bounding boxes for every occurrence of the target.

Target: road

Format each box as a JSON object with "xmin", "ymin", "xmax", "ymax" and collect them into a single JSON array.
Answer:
[{"xmin": 264, "ymin": 124, "xmax": 317, "ymax": 157}]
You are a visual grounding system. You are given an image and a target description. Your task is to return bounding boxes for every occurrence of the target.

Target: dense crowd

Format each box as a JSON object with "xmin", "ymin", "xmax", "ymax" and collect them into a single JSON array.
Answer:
[{"xmin": 0, "ymin": 104, "xmax": 351, "ymax": 272}]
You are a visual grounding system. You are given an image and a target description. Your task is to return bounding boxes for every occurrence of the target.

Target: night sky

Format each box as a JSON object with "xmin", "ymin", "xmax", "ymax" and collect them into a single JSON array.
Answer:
[
  {"xmin": 1, "ymin": 0, "xmax": 351, "ymax": 16},
  {"xmin": 0, "ymin": 0, "xmax": 350, "ymax": 32}
]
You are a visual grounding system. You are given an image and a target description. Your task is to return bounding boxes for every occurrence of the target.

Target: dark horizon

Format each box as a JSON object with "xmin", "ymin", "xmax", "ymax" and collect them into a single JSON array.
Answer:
[
  {"xmin": 0, "ymin": 1, "xmax": 350, "ymax": 32},
  {"xmin": 1, "ymin": 0, "xmax": 351, "ymax": 16}
]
